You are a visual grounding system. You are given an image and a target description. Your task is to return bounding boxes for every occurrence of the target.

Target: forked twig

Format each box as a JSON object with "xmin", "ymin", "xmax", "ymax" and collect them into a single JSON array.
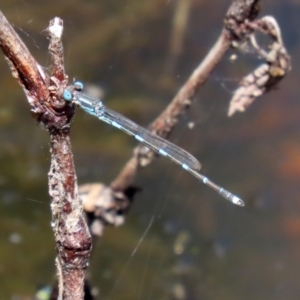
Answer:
[{"xmin": 0, "ymin": 12, "xmax": 91, "ymax": 299}]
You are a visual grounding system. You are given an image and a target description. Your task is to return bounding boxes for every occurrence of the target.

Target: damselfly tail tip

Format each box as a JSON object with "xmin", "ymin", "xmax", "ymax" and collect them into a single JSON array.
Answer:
[{"xmin": 231, "ymin": 196, "xmax": 245, "ymax": 207}]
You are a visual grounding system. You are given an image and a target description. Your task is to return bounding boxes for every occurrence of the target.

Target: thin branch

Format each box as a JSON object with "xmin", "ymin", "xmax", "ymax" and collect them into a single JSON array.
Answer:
[
  {"xmin": 110, "ymin": 32, "xmax": 231, "ymax": 190},
  {"xmin": 113, "ymin": 0, "xmax": 262, "ymax": 190},
  {"xmin": 0, "ymin": 10, "xmax": 49, "ymax": 112},
  {"xmin": 0, "ymin": 12, "xmax": 92, "ymax": 300},
  {"xmin": 47, "ymin": 18, "xmax": 91, "ymax": 300}
]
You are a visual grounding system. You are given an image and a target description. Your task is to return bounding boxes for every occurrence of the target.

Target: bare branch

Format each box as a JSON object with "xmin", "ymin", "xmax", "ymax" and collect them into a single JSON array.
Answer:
[
  {"xmin": 0, "ymin": 10, "xmax": 49, "ymax": 114},
  {"xmin": 47, "ymin": 18, "xmax": 91, "ymax": 300},
  {"xmin": 0, "ymin": 11, "xmax": 92, "ymax": 299},
  {"xmin": 112, "ymin": 0, "xmax": 262, "ymax": 190}
]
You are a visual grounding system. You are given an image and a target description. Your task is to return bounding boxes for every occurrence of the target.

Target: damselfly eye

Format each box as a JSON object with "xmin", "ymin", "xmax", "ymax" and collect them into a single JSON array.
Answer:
[
  {"xmin": 63, "ymin": 89, "xmax": 72, "ymax": 101},
  {"xmin": 74, "ymin": 81, "xmax": 84, "ymax": 92}
]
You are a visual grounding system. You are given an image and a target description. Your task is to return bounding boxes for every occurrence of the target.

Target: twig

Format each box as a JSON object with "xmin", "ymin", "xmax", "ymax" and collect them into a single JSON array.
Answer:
[
  {"xmin": 114, "ymin": 0, "xmax": 262, "ymax": 188},
  {"xmin": 47, "ymin": 18, "xmax": 92, "ymax": 300},
  {"xmin": 0, "ymin": 12, "xmax": 91, "ymax": 300}
]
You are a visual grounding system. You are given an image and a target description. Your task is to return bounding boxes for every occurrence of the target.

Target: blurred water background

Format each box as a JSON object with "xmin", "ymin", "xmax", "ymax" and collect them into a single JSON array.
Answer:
[{"xmin": 0, "ymin": 0, "xmax": 300, "ymax": 299}]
